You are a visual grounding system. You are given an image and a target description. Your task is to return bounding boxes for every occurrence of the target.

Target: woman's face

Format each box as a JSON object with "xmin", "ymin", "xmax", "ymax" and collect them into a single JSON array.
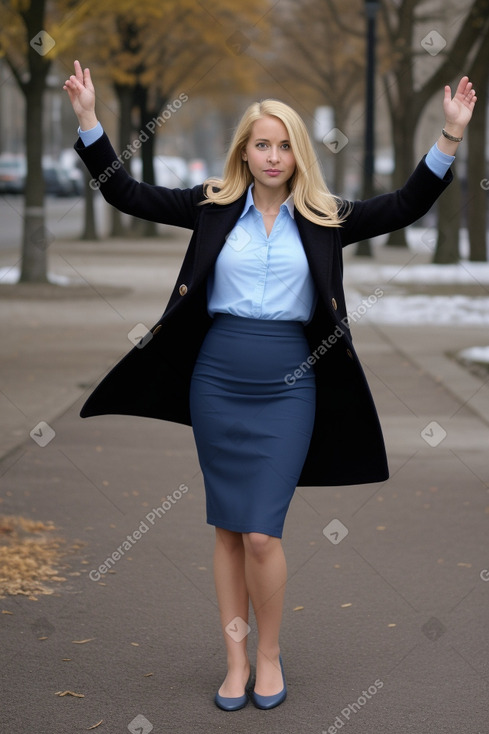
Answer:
[{"xmin": 242, "ymin": 115, "xmax": 296, "ymax": 193}]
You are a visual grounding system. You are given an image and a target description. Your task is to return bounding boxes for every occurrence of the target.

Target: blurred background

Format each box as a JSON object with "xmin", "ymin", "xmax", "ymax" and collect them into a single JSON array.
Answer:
[
  {"xmin": 1, "ymin": 9, "xmax": 489, "ymax": 729},
  {"xmin": 0, "ymin": 0, "xmax": 487, "ymax": 283}
]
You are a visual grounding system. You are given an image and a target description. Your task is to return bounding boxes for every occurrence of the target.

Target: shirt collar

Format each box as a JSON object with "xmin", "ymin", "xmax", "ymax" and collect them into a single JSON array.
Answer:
[{"xmin": 240, "ymin": 184, "xmax": 295, "ymax": 220}]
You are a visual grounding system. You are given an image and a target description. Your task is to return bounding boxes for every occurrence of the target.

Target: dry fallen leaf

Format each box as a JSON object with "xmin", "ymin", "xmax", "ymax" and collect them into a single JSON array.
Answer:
[
  {"xmin": 131, "ymin": 642, "xmax": 139, "ymax": 646},
  {"xmin": 1, "ymin": 610, "xmax": 13, "ymax": 614},
  {"xmin": 0, "ymin": 514, "xmax": 70, "ymax": 600},
  {"xmin": 457, "ymin": 563, "xmax": 472, "ymax": 568},
  {"xmin": 55, "ymin": 690, "xmax": 85, "ymax": 698},
  {"xmin": 293, "ymin": 606, "xmax": 304, "ymax": 611},
  {"xmin": 62, "ymin": 658, "xmax": 72, "ymax": 662},
  {"xmin": 87, "ymin": 720, "xmax": 104, "ymax": 730},
  {"xmin": 72, "ymin": 638, "xmax": 95, "ymax": 644},
  {"xmin": 38, "ymin": 636, "xmax": 48, "ymax": 641},
  {"xmin": 341, "ymin": 603, "xmax": 352, "ymax": 608},
  {"xmin": 388, "ymin": 623, "xmax": 396, "ymax": 628},
  {"xmin": 143, "ymin": 673, "xmax": 153, "ymax": 677}
]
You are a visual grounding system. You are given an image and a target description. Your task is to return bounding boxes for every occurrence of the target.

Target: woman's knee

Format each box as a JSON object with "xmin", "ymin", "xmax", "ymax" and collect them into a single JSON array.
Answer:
[{"xmin": 243, "ymin": 532, "xmax": 278, "ymax": 559}]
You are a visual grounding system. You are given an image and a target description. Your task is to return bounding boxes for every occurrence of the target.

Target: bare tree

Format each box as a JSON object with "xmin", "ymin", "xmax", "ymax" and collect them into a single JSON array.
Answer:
[{"xmin": 381, "ymin": 0, "xmax": 489, "ymax": 253}]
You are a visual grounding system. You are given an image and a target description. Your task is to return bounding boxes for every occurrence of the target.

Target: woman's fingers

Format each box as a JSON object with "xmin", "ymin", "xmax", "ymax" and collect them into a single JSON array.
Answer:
[
  {"xmin": 74, "ymin": 59, "xmax": 83, "ymax": 83},
  {"xmin": 83, "ymin": 66, "xmax": 94, "ymax": 92}
]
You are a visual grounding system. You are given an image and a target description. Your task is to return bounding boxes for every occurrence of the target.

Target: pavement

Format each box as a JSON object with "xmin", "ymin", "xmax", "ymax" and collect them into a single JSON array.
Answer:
[{"xmin": 0, "ymin": 231, "xmax": 488, "ymax": 734}]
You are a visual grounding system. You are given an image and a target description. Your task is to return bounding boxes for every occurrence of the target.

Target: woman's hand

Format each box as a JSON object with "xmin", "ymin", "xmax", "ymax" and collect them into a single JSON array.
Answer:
[
  {"xmin": 444, "ymin": 76, "xmax": 476, "ymax": 130},
  {"xmin": 437, "ymin": 76, "xmax": 477, "ymax": 154},
  {"xmin": 63, "ymin": 60, "xmax": 98, "ymax": 131}
]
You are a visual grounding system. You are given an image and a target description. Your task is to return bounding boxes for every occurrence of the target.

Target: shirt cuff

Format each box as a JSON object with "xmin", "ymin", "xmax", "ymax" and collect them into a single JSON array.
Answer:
[
  {"xmin": 425, "ymin": 142, "xmax": 455, "ymax": 179},
  {"xmin": 78, "ymin": 121, "xmax": 104, "ymax": 147}
]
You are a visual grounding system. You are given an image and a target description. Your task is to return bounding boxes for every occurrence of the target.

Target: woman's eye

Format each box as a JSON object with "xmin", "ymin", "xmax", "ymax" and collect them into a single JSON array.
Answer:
[{"xmin": 256, "ymin": 142, "xmax": 268, "ymax": 149}]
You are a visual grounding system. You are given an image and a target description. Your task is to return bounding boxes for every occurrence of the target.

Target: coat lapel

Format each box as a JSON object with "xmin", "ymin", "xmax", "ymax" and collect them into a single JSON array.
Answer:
[
  {"xmin": 294, "ymin": 210, "xmax": 335, "ymax": 294},
  {"xmin": 192, "ymin": 193, "xmax": 247, "ymax": 283}
]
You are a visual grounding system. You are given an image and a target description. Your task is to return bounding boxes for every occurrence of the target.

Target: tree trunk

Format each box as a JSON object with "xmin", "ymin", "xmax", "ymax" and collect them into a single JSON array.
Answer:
[
  {"xmin": 433, "ymin": 167, "xmax": 461, "ymax": 264},
  {"xmin": 19, "ymin": 2, "xmax": 50, "ymax": 282},
  {"xmin": 137, "ymin": 122, "xmax": 157, "ymax": 237},
  {"xmin": 82, "ymin": 167, "xmax": 98, "ymax": 240},
  {"xmin": 467, "ymin": 26, "xmax": 489, "ymax": 262},
  {"xmin": 110, "ymin": 83, "xmax": 134, "ymax": 237},
  {"xmin": 333, "ymin": 106, "xmax": 348, "ymax": 195},
  {"xmin": 384, "ymin": 107, "xmax": 415, "ymax": 248},
  {"xmin": 131, "ymin": 85, "xmax": 165, "ymax": 237}
]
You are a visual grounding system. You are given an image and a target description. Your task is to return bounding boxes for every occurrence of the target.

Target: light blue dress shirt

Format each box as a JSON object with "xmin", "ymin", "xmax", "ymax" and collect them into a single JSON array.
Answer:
[
  {"xmin": 207, "ymin": 185, "xmax": 318, "ymax": 323},
  {"xmin": 78, "ymin": 123, "xmax": 455, "ymax": 322}
]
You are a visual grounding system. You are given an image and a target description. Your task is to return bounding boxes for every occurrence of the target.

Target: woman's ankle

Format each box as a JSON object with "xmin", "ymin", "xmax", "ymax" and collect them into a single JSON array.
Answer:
[{"xmin": 257, "ymin": 645, "xmax": 280, "ymax": 663}]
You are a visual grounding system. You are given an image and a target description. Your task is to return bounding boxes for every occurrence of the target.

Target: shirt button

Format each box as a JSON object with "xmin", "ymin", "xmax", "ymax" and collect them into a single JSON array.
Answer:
[
  {"xmin": 179, "ymin": 284, "xmax": 188, "ymax": 296},
  {"xmin": 152, "ymin": 324, "xmax": 162, "ymax": 335},
  {"xmin": 332, "ymin": 297, "xmax": 338, "ymax": 310}
]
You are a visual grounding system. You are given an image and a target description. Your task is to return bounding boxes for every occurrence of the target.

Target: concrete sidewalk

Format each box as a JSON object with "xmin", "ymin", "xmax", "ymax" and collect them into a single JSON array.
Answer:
[{"xmin": 1, "ymin": 235, "xmax": 488, "ymax": 733}]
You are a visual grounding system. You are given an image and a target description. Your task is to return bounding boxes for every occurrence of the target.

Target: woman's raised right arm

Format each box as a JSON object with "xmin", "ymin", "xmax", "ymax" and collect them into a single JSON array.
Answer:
[{"xmin": 63, "ymin": 61, "xmax": 203, "ymax": 228}]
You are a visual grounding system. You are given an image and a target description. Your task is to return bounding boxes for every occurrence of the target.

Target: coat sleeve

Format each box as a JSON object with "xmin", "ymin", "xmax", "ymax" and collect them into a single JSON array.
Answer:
[
  {"xmin": 338, "ymin": 156, "xmax": 453, "ymax": 247},
  {"xmin": 74, "ymin": 132, "xmax": 204, "ymax": 228}
]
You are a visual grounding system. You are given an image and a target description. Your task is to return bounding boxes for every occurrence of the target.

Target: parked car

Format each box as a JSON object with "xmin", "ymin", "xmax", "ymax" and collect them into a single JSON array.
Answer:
[
  {"xmin": 0, "ymin": 152, "xmax": 84, "ymax": 196},
  {"xmin": 59, "ymin": 149, "xmax": 85, "ymax": 195},
  {"xmin": 0, "ymin": 154, "xmax": 26, "ymax": 193},
  {"xmin": 42, "ymin": 156, "xmax": 75, "ymax": 197},
  {"xmin": 131, "ymin": 155, "xmax": 189, "ymax": 188}
]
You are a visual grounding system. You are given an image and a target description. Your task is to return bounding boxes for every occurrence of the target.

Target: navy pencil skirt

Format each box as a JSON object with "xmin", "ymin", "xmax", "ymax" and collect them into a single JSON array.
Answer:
[{"xmin": 189, "ymin": 313, "xmax": 316, "ymax": 538}]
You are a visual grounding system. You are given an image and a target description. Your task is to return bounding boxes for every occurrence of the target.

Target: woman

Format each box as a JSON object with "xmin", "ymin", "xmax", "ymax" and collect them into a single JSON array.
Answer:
[{"xmin": 63, "ymin": 61, "xmax": 476, "ymax": 711}]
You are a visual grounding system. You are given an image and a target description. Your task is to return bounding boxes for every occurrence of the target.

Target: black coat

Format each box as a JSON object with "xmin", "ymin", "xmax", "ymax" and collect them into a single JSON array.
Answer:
[{"xmin": 75, "ymin": 133, "xmax": 452, "ymax": 486}]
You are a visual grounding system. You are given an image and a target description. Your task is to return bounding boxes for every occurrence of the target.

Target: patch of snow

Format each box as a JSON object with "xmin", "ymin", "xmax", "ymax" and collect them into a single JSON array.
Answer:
[
  {"xmin": 345, "ymin": 291, "xmax": 489, "ymax": 326},
  {"xmin": 345, "ymin": 261, "xmax": 489, "ymax": 288},
  {"xmin": 458, "ymin": 346, "xmax": 489, "ymax": 363},
  {"xmin": 0, "ymin": 266, "xmax": 75, "ymax": 286}
]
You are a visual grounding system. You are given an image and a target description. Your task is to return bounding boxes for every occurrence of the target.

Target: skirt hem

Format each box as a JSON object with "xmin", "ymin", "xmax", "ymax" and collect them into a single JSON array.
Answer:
[{"xmin": 207, "ymin": 517, "xmax": 284, "ymax": 539}]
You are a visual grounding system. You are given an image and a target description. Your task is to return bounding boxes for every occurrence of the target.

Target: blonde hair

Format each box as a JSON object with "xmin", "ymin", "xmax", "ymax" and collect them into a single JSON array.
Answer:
[{"xmin": 202, "ymin": 99, "xmax": 345, "ymax": 227}]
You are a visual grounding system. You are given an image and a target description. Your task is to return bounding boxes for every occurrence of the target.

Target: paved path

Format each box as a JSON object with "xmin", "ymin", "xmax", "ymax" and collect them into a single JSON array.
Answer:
[{"xmin": 1, "ymin": 235, "xmax": 488, "ymax": 733}]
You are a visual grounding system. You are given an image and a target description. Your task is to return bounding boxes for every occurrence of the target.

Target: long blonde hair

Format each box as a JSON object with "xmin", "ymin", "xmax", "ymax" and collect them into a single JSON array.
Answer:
[{"xmin": 202, "ymin": 99, "xmax": 345, "ymax": 227}]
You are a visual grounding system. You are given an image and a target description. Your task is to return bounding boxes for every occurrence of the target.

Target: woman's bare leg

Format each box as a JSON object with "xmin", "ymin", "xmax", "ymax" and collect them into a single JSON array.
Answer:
[
  {"xmin": 213, "ymin": 527, "xmax": 250, "ymax": 697},
  {"xmin": 242, "ymin": 532, "xmax": 286, "ymax": 696}
]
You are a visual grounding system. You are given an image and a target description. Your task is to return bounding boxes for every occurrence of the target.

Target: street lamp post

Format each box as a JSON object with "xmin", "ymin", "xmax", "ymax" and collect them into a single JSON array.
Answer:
[{"xmin": 355, "ymin": 0, "xmax": 380, "ymax": 257}]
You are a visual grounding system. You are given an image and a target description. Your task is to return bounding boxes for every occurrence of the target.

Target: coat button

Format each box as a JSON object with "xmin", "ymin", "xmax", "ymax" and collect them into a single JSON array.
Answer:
[
  {"xmin": 179, "ymin": 284, "xmax": 188, "ymax": 296},
  {"xmin": 332, "ymin": 297, "xmax": 338, "ymax": 310},
  {"xmin": 152, "ymin": 324, "xmax": 162, "ymax": 335},
  {"xmin": 346, "ymin": 348, "xmax": 353, "ymax": 359}
]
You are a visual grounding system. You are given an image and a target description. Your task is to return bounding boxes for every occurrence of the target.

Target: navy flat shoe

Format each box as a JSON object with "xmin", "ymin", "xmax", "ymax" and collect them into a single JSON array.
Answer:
[
  {"xmin": 215, "ymin": 690, "xmax": 249, "ymax": 711},
  {"xmin": 251, "ymin": 655, "xmax": 287, "ymax": 710},
  {"xmin": 214, "ymin": 669, "xmax": 253, "ymax": 711}
]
